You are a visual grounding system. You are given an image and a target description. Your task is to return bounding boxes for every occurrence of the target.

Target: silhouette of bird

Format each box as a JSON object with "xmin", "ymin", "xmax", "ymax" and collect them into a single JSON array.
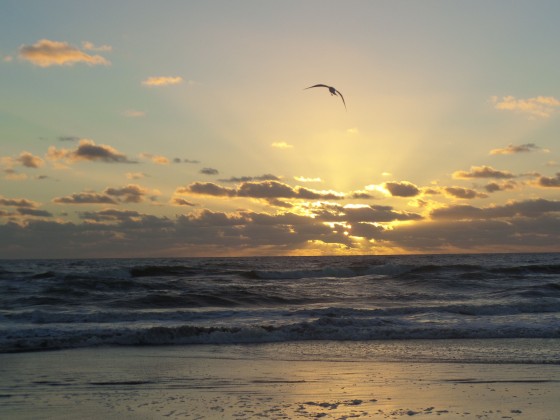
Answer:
[{"xmin": 304, "ymin": 84, "xmax": 346, "ymax": 110}]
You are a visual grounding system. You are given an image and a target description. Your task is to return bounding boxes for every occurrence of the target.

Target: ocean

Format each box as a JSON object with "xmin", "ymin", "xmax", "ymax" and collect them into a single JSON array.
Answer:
[{"xmin": 1, "ymin": 253, "xmax": 559, "ymax": 362}]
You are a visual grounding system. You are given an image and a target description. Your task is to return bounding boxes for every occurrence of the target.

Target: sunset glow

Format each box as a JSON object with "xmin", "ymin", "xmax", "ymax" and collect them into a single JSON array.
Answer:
[{"xmin": 1, "ymin": 1, "xmax": 559, "ymax": 258}]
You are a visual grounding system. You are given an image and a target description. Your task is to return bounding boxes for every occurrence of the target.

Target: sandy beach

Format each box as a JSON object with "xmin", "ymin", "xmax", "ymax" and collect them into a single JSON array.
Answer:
[{"xmin": 1, "ymin": 340, "xmax": 559, "ymax": 419}]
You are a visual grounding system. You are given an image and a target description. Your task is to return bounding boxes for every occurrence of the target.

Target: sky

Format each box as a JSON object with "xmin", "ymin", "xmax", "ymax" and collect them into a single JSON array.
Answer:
[{"xmin": 1, "ymin": 0, "xmax": 560, "ymax": 258}]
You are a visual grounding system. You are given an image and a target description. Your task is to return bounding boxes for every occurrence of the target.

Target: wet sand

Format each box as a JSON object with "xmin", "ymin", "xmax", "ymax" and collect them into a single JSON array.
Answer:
[{"xmin": 1, "ymin": 341, "xmax": 559, "ymax": 419}]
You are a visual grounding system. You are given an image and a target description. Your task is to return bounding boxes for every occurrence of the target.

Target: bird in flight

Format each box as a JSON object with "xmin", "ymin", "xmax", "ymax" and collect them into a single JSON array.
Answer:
[{"xmin": 304, "ymin": 84, "xmax": 346, "ymax": 110}]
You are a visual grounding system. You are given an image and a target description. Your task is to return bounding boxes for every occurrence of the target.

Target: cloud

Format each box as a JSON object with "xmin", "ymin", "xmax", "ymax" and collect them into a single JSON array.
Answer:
[
  {"xmin": 79, "ymin": 209, "xmax": 143, "ymax": 223},
  {"xmin": 53, "ymin": 184, "xmax": 154, "ymax": 205},
  {"xmin": 489, "ymin": 143, "xmax": 546, "ymax": 155},
  {"xmin": 123, "ymin": 110, "xmax": 146, "ymax": 118},
  {"xmin": 490, "ymin": 95, "xmax": 560, "ymax": 118},
  {"xmin": 219, "ymin": 174, "xmax": 281, "ymax": 183},
  {"xmin": 17, "ymin": 152, "xmax": 44, "ymax": 168},
  {"xmin": 384, "ymin": 181, "xmax": 420, "ymax": 197},
  {"xmin": 53, "ymin": 192, "xmax": 117, "ymax": 205},
  {"xmin": 126, "ymin": 172, "xmax": 148, "ymax": 180},
  {"xmin": 294, "ymin": 176, "xmax": 323, "ymax": 183},
  {"xmin": 0, "ymin": 196, "xmax": 38, "ymax": 208},
  {"xmin": 142, "ymin": 76, "xmax": 183, "ymax": 87},
  {"xmin": 453, "ymin": 165, "xmax": 515, "ymax": 179},
  {"xmin": 81, "ymin": 41, "xmax": 112, "ymax": 52},
  {"xmin": 271, "ymin": 142, "xmax": 293, "ymax": 149},
  {"xmin": 180, "ymin": 180, "xmax": 346, "ymax": 202},
  {"xmin": 171, "ymin": 198, "xmax": 197, "ymax": 206},
  {"xmin": 536, "ymin": 173, "xmax": 560, "ymax": 188},
  {"xmin": 17, "ymin": 208, "xmax": 53, "ymax": 217},
  {"xmin": 312, "ymin": 203, "xmax": 422, "ymax": 224},
  {"xmin": 430, "ymin": 198, "xmax": 560, "ymax": 221},
  {"xmin": 1, "ymin": 152, "xmax": 44, "ymax": 169},
  {"xmin": 174, "ymin": 158, "xmax": 201, "ymax": 164},
  {"xmin": 19, "ymin": 39, "xmax": 110, "ymax": 67},
  {"xmin": 200, "ymin": 167, "xmax": 219, "ymax": 175},
  {"xmin": 484, "ymin": 181, "xmax": 518, "ymax": 193},
  {"xmin": 58, "ymin": 136, "xmax": 80, "ymax": 142},
  {"xmin": 47, "ymin": 139, "xmax": 136, "ymax": 164},
  {"xmin": 105, "ymin": 184, "xmax": 152, "ymax": 203},
  {"xmin": 140, "ymin": 153, "xmax": 169, "ymax": 165},
  {"xmin": 443, "ymin": 187, "xmax": 488, "ymax": 199}
]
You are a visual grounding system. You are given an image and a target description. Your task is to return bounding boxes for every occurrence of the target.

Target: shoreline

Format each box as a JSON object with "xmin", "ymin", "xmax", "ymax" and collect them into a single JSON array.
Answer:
[{"xmin": 1, "ymin": 340, "xmax": 559, "ymax": 419}]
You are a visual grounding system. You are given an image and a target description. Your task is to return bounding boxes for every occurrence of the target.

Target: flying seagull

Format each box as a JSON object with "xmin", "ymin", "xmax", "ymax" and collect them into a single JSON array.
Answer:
[{"xmin": 304, "ymin": 84, "xmax": 346, "ymax": 110}]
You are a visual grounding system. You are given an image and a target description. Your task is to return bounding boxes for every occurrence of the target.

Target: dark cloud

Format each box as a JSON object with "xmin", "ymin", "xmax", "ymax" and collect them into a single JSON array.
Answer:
[
  {"xmin": 537, "ymin": 173, "xmax": 560, "ymax": 187},
  {"xmin": 79, "ymin": 209, "xmax": 143, "ymax": 222},
  {"xmin": 17, "ymin": 208, "xmax": 53, "ymax": 217},
  {"xmin": 171, "ymin": 198, "xmax": 197, "ymax": 206},
  {"xmin": 53, "ymin": 192, "xmax": 117, "ymax": 205},
  {"xmin": 484, "ymin": 181, "xmax": 517, "ymax": 193},
  {"xmin": 218, "ymin": 174, "xmax": 281, "ymax": 183},
  {"xmin": 200, "ymin": 167, "xmax": 219, "ymax": 175},
  {"xmin": 47, "ymin": 139, "xmax": 136, "ymax": 164},
  {"xmin": 489, "ymin": 143, "xmax": 542, "ymax": 155},
  {"xmin": 453, "ymin": 165, "xmax": 515, "ymax": 179},
  {"xmin": 181, "ymin": 180, "xmax": 345, "ymax": 202},
  {"xmin": 105, "ymin": 184, "xmax": 149, "ymax": 203},
  {"xmin": 0, "ymin": 196, "xmax": 37, "ymax": 208},
  {"xmin": 17, "ymin": 152, "xmax": 44, "ymax": 168},
  {"xmin": 384, "ymin": 181, "xmax": 420, "ymax": 197},
  {"xmin": 430, "ymin": 198, "xmax": 560, "ymax": 220},
  {"xmin": 312, "ymin": 204, "xmax": 422, "ymax": 223},
  {"xmin": 444, "ymin": 187, "xmax": 488, "ymax": 199},
  {"xmin": 58, "ymin": 136, "xmax": 80, "ymax": 142},
  {"xmin": 54, "ymin": 184, "xmax": 152, "ymax": 205},
  {"xmin": 350, "ymin": 191, "xmax": 374, "ymax": 199}
]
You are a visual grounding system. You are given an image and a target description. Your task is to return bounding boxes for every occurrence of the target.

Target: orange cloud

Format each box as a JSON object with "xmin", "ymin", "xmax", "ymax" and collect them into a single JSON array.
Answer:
[
  {"xmin": 142, "ymin": 76, "xmax": 183, "ymax": 87},
  {"xmin": 19, "ymin": 39, "xmax": 110, "ymax": 67},
  {"xmin": 490, "ymin": 95, "xmax": 560, "ymax": 118}
]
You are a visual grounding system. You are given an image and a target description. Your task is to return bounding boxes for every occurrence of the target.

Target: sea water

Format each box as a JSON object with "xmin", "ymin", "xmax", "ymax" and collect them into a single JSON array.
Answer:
[{"xmin": 1, "ymin": 253, "xmax": 559, "ymax": 361}]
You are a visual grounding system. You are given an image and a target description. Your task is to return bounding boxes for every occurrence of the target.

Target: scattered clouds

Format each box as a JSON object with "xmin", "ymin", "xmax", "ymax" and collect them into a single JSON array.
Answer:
[
  {"xmin": 142, "ymin": 76, "xmax": 183, "ymax": 87},
  {"xmin": 453, "ymin": 165, "xmax": 515, "ymax": 179},
  {"xmin": 490, "ymin": 95, "xmax": 560, "ymax": 118},
  {"xmin": 490, "ymin": 143, "xmax": 546, "ymax": 155},
  {"xmin": 19, "ymin": 39, "xmax": 110, "ymax": 67},
  {"xmin": 271, "ymin": 142, "xmax": 293, "ymax": 149},
  {"xmin": 47, "ymin": 139, "xmax": 136, "ymax": 164}
]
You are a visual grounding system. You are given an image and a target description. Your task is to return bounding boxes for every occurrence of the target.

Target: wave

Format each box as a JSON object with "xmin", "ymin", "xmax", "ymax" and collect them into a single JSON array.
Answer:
[{"xmin": 3, "ymin": 315, "xmax": 559, "ymax": 353}]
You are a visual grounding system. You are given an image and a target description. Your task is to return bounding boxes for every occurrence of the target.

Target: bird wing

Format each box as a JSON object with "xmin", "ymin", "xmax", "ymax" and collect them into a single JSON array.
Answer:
[
  {"xmin": 304, "ymin": 84, "xmax": 330, "ymax": 90},
  {"xmin": 335, "ymin": 89, "xmax": 347, "ymax": 110}
]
